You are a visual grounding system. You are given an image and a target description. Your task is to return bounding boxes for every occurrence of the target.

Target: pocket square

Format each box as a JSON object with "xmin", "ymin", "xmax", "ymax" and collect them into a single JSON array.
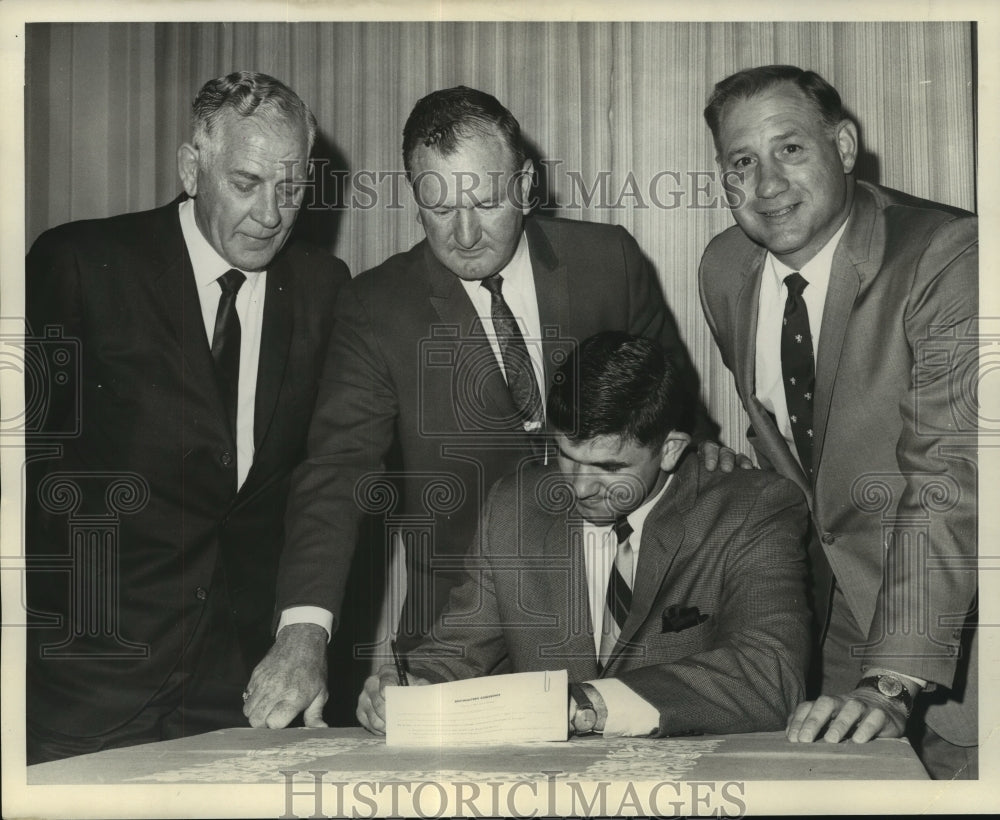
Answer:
[{"xmin": 661, "ymin": 604, "xmax": 709, "ymax": 633}]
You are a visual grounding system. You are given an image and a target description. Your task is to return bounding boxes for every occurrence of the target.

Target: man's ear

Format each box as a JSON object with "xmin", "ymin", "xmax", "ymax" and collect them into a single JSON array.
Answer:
[
  {"xmin": 835, "ymin": 119, "xmax": 858, "ymax": 175},
  {"xmin": 177, "ymin": 143, "xmax": 200, "ymax": 197},
  {"xmin": 658, "ymin": 431, "xmax": 692, "ymax": 473},
  {"xmin": 516, "ymin": 158, "xmax": 534, "ymax": 216}
]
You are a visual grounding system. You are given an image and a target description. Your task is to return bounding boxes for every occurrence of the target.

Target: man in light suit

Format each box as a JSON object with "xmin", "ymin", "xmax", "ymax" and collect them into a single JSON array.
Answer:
[
  {"xmin": 25, "ymin": 72, "xmax": 349, "ymax": 763},
  {"xmin": 357, "ymin": 331, "xmax": 810, "ymax": 736},
  {"xmin": 245, "ymin": 86, "xmax": 734, "ymax": 729},
  {"xmin": 697, "ymin": 65, "xmax": 977, "ymax": 778}
]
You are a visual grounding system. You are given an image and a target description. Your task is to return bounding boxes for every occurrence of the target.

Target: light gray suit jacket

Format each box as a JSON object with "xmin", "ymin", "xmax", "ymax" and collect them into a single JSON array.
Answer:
[{"xmin": 699, "ymin": 181, "xmax": 978, "ymax": 745}]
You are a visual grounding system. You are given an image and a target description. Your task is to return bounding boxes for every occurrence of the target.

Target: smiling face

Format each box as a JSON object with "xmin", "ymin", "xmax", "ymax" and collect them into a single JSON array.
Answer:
[
  {"xmin": 716, "ymin": 82, "xmax": 858, "ymax": 270},
  {"xmin": 177, "ymin": 110, "xmax": 309, "ymax": 271},
  {"xmin": 409, "ymin": 130, "xmax": 533, "ymax": 281},
  {"xmin": 554, "ymin": 431, "xmax": 688, "ymax": 524}
]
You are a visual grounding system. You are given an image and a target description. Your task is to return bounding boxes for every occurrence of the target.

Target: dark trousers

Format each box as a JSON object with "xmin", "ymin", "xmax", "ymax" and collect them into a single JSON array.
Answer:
[{"xmin": 27, "ymin": 602, "xmax": 249, "ymax": 765}]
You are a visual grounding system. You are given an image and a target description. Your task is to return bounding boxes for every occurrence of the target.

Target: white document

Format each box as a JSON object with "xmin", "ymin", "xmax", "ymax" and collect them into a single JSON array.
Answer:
[{"xmin": 384, "ymin": 669, "xmax": 568, "ymax": 746}]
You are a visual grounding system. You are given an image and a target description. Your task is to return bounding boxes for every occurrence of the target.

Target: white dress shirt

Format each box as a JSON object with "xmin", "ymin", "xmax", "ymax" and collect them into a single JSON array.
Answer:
[
  {"xmin": 179, "ymin": 199, "xmax": 265, "ymax": 490},
  {"xmin": 580, "ymin": 477, "xmax": 673, "ymax": 737}
]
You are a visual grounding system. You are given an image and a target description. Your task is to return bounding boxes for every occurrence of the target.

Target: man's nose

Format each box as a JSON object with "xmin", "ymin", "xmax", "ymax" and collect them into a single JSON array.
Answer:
[
  {"xmin": 571, "ymin": 468, "xmax": 600, "ymax": 500},
  {"xmin": 251, "ymin": 188, "xmax": 282, "ymax": 229},
  {"xmin": 755, "ymin": 158, "xmax": 789, "ymax": 200},
  {"xmin": 454, "ymin": 209, "xmax": 482, "ymax": 249}
]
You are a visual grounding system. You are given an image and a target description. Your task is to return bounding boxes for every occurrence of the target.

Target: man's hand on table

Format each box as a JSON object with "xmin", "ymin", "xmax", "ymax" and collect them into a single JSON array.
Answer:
[
  {"xmin": 244, "ymin": 622, "xmax": 329, "ymax": 728},
  {"xmin": 786, "ymin": 686, "xmax": 911, "ymax": 744},
  {"xmin": 357, "ymin": 663, "xmax": 431, "ymax": 735},
  {"xmin": 697, "ymin": 441, "xmax": 754, "ymax": 472}
]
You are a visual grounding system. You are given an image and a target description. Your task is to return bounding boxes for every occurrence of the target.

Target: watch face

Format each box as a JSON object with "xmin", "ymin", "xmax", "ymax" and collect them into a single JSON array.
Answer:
[
  {"xmin": 877, "ymin": 676, "xmax": 904, "ymax": 698},
  {"xmin": 576, "ymin": 708, "xmax": 597, "ymax": 733}
]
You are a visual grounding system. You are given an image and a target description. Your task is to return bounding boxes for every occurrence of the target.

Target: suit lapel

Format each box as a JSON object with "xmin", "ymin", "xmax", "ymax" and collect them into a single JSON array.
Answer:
[
  {"xmin": 151, "ymin": 204, "xmax": 230, "ymax": 440},
  {"xmin": 607, "ymin": 467, "xmax": 692, "ymax": 670},
  {"xmin": 813, "ymin": 188, "xmax": 875, "ymax": 468},
  {"xmin": 423, "ymin": 244, "xmax": 521, "ymax": 426},
  {"xmin": 733, "ymin": 244, "xmax": 810, "ymax": 488},
  {"xmin": 525, "ymin": 219, "xmax": 572, "ymax": 388},
  {"xmin": 733, "ymin": 244, "xmax": 765, "ymax": 403},
  {"xmin": 251, "ymin": 260, "xmax": 294, "ymax": 452},
  {"xmin": 539, "ymin": 514, "xmax": 600, "ymax": 681}
]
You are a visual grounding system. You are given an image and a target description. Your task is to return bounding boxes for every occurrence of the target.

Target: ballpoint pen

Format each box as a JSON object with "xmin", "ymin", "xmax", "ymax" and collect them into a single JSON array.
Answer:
[{"xmin": 390, "ymin": 640, "xmax": 409, "ymax": 686}]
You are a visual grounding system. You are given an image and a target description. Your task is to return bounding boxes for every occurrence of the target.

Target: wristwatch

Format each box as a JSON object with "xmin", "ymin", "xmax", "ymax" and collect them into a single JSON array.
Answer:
[
  {"xmin": 569, "ymin": 683, "xmax": 598, "ymax": 735},
  {"xmin": 857, "ymin": 674, "xmax": 914, "ymax": 716}
]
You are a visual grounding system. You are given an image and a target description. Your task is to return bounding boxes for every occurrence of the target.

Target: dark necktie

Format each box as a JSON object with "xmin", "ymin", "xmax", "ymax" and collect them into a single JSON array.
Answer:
[
  {"xmin": 480, "ymin": 275, "xmax": 543, "ymax": 431},
  {"xmin": 781, "ymin": 272, "xmax": 815, "ymax": 476},
  {"xmin": 211, "ymin": 269, "xmax": 246, "ymax": 438},
  {"xmin": 598, "ymin": 516, "xmax": 634, "ymax": 667}
]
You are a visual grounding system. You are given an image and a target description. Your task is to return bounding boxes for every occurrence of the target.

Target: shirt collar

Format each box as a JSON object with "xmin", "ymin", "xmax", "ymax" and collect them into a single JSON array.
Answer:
[
  {"xmin": 616, "ymin": 473, "xmax": 673, "ymax": 550},
  {"xmin": 179, "ymin": 198, "xmax": 263, "ymax": 287},
  {"xmin": 765, "ymin": 217, "xmax": 849, "ymax": 287},
  {"xmin": 460, "ymin": 230, "xmax": 530, "ymax": 298}
]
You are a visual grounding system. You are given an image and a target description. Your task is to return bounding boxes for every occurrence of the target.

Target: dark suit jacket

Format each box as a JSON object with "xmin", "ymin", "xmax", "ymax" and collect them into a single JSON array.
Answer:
[
  {"xmin": 25, "ymin": 200, "xmax": 349, "ymax": 736},
  {"xmin": 699, "ymin": 181, "xmax": 978, "ymax": 745},
  {"xmin": 276, "ymin": 214, "xmax": 713, "ymax": 649},
  {"xmin": 405, "ymin": 454, "xmax": 811, "ymax": 736}
]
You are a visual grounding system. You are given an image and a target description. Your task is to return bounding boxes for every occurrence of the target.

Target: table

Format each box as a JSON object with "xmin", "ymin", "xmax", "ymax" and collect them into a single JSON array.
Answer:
[{"xmin": 28, "ymin": 727, "xmax": 926, "ymax": 785}]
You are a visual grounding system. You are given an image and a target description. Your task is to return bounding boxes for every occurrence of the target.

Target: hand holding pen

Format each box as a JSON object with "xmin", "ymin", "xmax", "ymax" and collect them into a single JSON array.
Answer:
[{"xmin": 356, "ymin": 642, "xmax": 432, "ymax": 734}]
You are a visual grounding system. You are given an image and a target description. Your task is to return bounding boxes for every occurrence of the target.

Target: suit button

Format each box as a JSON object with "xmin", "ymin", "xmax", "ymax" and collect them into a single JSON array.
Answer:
[
  {"xmin": 220, "ymin": 451, "xmax": 234, "ymax": 467},
  {"xmin": 195, "ymin": 587, "xmax": 208, "ymax": 601},
  {"xmin": 822, "ymin": 533, "xmax": 836, "ymax": 545}
]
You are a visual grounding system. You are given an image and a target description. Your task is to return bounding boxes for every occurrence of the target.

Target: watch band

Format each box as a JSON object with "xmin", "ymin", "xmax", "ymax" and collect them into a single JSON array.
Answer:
[
  {"xmin": 857, "ymin": 674, "xmax": 914, "ymax": 715},
  {"xmin": 569, "ymin": 683, "xmax": 597, "ymax": 734}
]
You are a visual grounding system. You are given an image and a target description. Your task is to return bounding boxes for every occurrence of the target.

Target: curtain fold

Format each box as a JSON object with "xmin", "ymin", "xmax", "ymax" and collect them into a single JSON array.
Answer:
[{"xmin": 25, "ymin": 21, "xmax": 976, "ymax": 452}]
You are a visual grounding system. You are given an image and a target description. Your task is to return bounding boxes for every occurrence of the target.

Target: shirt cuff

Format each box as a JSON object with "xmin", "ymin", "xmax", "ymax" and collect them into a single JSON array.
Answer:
[
  {"xmin": 861, "ymin": 666, "xmax": 927, "ymax": 689},
  {"xmin": 893, "ymin": 671, "xmax": 927, "ymax": 688},
  {"xmin": 586, "ymin": 678, "xmax": 659, "ymax": 737},
  {"xmin": 277, "ymin": 606, "xmax": 333, "ymax": 642}
]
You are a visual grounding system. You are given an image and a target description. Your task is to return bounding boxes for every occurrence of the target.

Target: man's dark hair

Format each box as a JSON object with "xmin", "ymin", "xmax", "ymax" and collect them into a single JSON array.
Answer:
[
  {"xmin": 703, "ymin": 65, "xmax": 846, "ymax": 149},
  {"xmin": 402, "ymin": 85, "xmax": 527, "ymax": 179},
  {"xmin": 547, "ymin": 331, "xmax": 694, "ymax": 446}
]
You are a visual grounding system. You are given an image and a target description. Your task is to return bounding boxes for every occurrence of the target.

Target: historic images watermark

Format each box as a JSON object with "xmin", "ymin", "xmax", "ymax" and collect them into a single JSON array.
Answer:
[
  {"xmin": 281, "ymin": 161, "xmax": 748, "ymax": 212},
  {"xmin": 279, "ymin": 769, "xmax": 748, "ymax": 818}
]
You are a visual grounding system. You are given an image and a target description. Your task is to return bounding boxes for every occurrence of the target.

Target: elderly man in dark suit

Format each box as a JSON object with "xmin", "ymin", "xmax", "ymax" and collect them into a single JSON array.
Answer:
[
  {"xmin": 245, "ymin": 86, "xmax": 738, "ymax": 729},
  {"xmin": 697, "ymin": 65, "xmax": 977, "ymax": 778},
  {"xmin": 357, "ymin": 332, "xmax": 810, "ymax": 737},
  {"xmin": 25, "ymin": 71, "xmax": 349, "ymax": 763}
]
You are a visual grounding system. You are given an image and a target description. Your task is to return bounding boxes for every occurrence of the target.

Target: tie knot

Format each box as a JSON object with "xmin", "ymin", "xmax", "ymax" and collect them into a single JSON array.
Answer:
[
  {"xmin": 218, "ymin": 269, "xmax": 247, "ymax": 295},
  {"xmin": 480, "ymin": 274, "xmax": 504, "ymax": 296},
  {"xmin": 612, "ymin": 516, "xmax": 633, "ymax": 545},
  {"xmin": 784, "ymin": 271, "xmax": 808, "ymax": 297}
]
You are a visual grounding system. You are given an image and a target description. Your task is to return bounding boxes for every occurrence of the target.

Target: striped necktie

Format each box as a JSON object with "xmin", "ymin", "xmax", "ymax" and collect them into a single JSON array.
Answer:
[
  {"xmin": 598, "ymin": 516, "xmax": 634, "ymax": 668},
  {"xmin": 480, "ymin": 274, "xmax": 543, "ymax": 432}
]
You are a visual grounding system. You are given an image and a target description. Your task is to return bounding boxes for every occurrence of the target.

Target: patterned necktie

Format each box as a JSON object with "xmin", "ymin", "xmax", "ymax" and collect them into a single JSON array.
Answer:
[
  {"xmin": 211, "ymin": 269, "xmax": 246, "ymax": 438},
  {"xmin": 598, "ymin": 516, "xmax": 634, "ymax": 668},
  {"xmin": 480, "ymin": 275, "xmax": 543, "ymax": 432},
  {"xmin": 781, "ymin": 272, "xmax": 815, "ymax": 476}
]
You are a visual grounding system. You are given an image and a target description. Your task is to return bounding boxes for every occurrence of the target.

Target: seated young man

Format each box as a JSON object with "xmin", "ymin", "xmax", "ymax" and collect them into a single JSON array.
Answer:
[{"xmin": 357, "ymin": 331, "xmax": 811, "ymax": 737}]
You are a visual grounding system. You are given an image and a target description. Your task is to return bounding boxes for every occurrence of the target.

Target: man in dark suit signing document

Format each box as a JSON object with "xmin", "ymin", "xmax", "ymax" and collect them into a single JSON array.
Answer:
[
  {"xmin": 25, "ymin": 71, "xmax": 349, "ymax": 763},
  {"xmin": 357, "ymin": 331, "xmax": 811, "ymax": 737}
]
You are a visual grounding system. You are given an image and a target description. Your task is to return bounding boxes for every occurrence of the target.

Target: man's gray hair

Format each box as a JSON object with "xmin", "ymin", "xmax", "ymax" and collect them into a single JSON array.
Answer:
[{"xmin": 191, "ymin": 71, "xmax": 317, "ymax": 154}]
